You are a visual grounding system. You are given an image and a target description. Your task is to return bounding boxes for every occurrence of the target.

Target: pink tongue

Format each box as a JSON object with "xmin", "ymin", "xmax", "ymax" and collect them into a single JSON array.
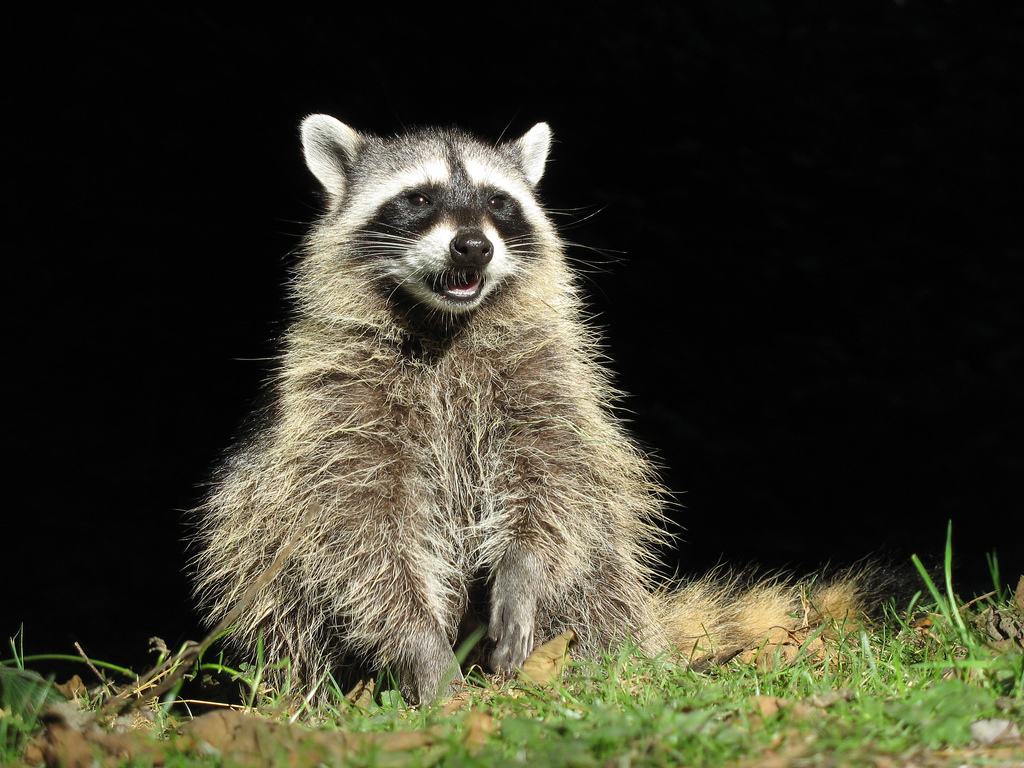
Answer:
[{"xmin": 448, "ymin": 276, "xmax": 480, "ymax": 294}]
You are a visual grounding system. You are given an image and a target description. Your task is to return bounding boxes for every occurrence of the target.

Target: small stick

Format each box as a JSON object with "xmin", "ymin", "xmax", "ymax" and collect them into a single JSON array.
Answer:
[{"xmin": 75, "ymin": 641, "xmax": 114, "ymax": 696}]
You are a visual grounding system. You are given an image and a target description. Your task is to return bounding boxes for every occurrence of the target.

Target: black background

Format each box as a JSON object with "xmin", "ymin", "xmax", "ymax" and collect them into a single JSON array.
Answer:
[{"xmin": 8, "ymin": 4, "xmax": 1022, "ymax": 677}]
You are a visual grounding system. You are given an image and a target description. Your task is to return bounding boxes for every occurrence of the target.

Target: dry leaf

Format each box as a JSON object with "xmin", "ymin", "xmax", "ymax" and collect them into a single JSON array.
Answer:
[
  {"xmin": 808, "ymin": 689, "xmax": 853, "ymax": 708},
  {"xmin": 1014, "ymin": 575, "xmax": 1024, "ymax": 615},
  {"xmin": 909, "ymin": 613, "xmax": 934, "ymax": 630},
  {"xmin": 970, "ymin": 718, "xmax": 1022, "ymax": 746},
  {"xmin": 343, "ymin": 677, "xmax": 375, "ymax": 709},
  {"xmin": 750, "ymin": 695, "xmax": 790, "ymax": 717},
  {"xmin": 787, "ymin": 702, "xmax": 822, "ymax": 721},
  {"xmin": 30, "ymin": 704, "xmax": 167, "ymax": 768},
  {"xmin": 462, "ymin": 710, "xmax": 496, "ymax": 752},
  {"xmin": 974, "ymin": 605, "xmax": 1024, "ymax": 650},
  {"xmin": 442, "ymin": 690, "xmax": 475, "ymax": 714},
  {"xmin": 738, "ymin": 626, "xmax": 826, "ymax": 668},
  {"xmin": 748, "ymin": 695, "xmax": 828, "ymax": 723},
  {"xmin": 182, "ymin": 709, "xmax": 439, "ymax": 766},
  {"xmin": 30, "ymin": 703, "xmax": 445, "ymax": 768},
  {"xmin": 53, "ymin": 675, "xmax": 86, "ymax": 700},
  {"xmin": 518, "ymin": 631, "xmax": 574, "ymax": 685}
]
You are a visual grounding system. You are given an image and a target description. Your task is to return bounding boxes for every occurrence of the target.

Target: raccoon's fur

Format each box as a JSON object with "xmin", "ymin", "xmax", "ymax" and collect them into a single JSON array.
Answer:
[{"xmin": 193, "ymin": 116, "xmax": 867, "ymax": 704}]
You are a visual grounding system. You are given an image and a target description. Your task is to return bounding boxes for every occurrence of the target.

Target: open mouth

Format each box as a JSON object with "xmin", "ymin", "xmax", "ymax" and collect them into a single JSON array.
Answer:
[{"xmin": 432, "ymin": 270, "xmax": 484, "ymax": 303}]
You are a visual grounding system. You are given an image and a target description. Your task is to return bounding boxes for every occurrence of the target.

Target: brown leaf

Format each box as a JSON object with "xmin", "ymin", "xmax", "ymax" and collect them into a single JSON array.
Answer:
[
  {"xmin": 32, "ymin": 702, "xmax": 446, "ymax": 768},
  {"xmin": 182, "ymin": 709, "xmax": 440, "ymax": 767},
  {"xmin": 462, "ymin": 710, "xmax": 496, "ymax": 752},
  {"xmin": 738, "ymin": 626, "xmax": 826, "ymax": 668},
  {"xmin": 749, "ymin": 694, "xmax": 834, "ymax": 724},
  {"xmin": 518, "ymin": 630, "xmax": 574, "ymax": 685},
  {"xmin": 343, "ymin": 677, "xmax": 375, "ymax": 709},
  {"xmin": 976, "ymin": 605, "xmax": 1024, "ymax": 649},
  {"xmin": 909, "ymin": 613, "xmax": 934, "ymax": 630},
  {"xmin": 750, "ymin": 695, "xmax": 791, "ymax": 717},
  {"xmin": 970, "ymin": 718, "xmax": 1022, "ymax": 746},
  {"xmin": 442, "ymin": 690, "xmax": 475, "ymax": 714},
  {"xmin": 787, "ymin": 702, "xmax": 821, "ymax": 721},
  {"xmin": 32, "ymin": 704, "xmax": 168, "ymax": 768},
  {"xmin": 53, "ymin": 675, "xmax": 86, "ymax": 700},
  {"xmin": 808, "ymin": 689, "xmax": 853, "ymax": 708},
  {"xmin": 1013, "ymin": 575, "xmax": 1024, "ymax": 615}
]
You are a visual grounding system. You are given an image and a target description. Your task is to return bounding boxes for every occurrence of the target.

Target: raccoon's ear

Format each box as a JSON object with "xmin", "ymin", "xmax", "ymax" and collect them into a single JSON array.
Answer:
[
  {"xmin": 517, "ymin": 122, "xmax": 552, "ymax": 186},
  {"xmin": 300, "ymin": 114, "xmax": 364, "ymax": 203}
]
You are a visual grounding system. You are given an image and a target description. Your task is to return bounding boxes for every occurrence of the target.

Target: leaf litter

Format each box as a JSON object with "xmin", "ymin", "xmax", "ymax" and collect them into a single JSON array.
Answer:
[
  {"xmin": 19, "ymin": 631, "xmax": 574, "ymax": 767},
  {"xmin": 11, "ymin": 571, "xmax": 1023, "ymax": 766}
]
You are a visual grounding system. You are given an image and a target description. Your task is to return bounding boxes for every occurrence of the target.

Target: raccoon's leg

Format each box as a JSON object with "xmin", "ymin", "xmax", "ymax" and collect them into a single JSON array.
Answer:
[
  {"xmin": 392, "ymin": 629, "xmax": 464, "ymax": 705},
  {"xmin": 347, "ymin": 547, "xmax": 466, "ymax": 704},
  {"xmin": 332, "ymin": 499, "xmax": 468, "ymax": 705},
  {"xmin": 487, "ymin": 547, "xmax": 545, "ymax": 672},
  {"xmin": 480, "ymin": 424, "xmax": 661, "ymax": 672},
  {"xmin": 481, "ymin": 447, "xmax": 575, "ymax": 672}
]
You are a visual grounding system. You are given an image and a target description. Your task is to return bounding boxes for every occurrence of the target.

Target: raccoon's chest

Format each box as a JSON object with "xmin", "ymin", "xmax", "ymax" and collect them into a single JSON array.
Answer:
[
  {"xmin": 399, "ymin": 358, "xmax": 503, "ymax": 454},
  {"xmin": 390, "ymin": 348, "xmax": 524, "ymax": 501}
]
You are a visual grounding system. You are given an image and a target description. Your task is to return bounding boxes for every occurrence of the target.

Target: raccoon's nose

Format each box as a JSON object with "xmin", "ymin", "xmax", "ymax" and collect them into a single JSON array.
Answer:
[{"xmin": 450, "ymin": 230, "xmax": 493, "ymax": 268}]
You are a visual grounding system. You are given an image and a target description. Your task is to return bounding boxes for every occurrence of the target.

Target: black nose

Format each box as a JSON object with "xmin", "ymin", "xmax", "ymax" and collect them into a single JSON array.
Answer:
[{"xmin": 450, "ymin": 229, "xmax": 493, "ymax": 268}]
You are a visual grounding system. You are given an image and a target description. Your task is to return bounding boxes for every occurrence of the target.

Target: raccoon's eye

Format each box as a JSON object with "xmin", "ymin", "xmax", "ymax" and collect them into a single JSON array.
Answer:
[
  {"xmin": 405, "ymin": 191, "xmax": 432, "ymax": 207},
  {"xmin": 487, "ymin": 193, "xmax": 508, "ymax": 211}
]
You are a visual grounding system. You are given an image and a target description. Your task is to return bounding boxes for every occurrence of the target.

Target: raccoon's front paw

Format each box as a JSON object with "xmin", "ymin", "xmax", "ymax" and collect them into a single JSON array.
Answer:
[
  {"xmin": 488, "ymin": 597, "xmax": 536, "ymax": 673},
  {"xmin": 395, "ymin": 633, "xmax": 463, "ymax": 706}
]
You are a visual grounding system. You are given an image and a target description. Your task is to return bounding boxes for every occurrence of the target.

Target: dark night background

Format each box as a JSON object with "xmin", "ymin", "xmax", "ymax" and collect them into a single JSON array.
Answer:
[{"xmin": 8, "ymin": 4, "xmax": 1022, "ymax": 678}]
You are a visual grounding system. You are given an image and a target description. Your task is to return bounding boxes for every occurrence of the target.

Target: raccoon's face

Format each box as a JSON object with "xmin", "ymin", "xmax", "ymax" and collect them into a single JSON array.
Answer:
[
  {"xmin": 301, "ymin": 116, "xmax": 552, "ymax": 313},
  {"xmin": 361, "ymin": 164, "xmax": 535, "ymax": 311}
]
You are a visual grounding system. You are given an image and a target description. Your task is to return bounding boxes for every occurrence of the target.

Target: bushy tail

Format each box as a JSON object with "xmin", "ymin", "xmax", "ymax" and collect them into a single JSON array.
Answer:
[{"xmin": 652, "ymin": 567, "xmax": 877, "ymax": 664}]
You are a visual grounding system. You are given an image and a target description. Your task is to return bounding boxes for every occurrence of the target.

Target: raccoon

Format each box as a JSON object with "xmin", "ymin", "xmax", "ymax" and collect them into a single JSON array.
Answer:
[{"xmin": 193, "ymin": 116, "xmax": 865, "ymax": 705}]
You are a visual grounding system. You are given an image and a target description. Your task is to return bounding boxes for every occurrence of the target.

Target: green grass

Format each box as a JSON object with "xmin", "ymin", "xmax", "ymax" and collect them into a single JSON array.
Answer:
[{"xmin": 3, "ymin": 541, "xmax": 1022, "ymax": 766}]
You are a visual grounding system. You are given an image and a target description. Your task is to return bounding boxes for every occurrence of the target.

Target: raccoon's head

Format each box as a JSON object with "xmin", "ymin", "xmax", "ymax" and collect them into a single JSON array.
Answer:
[{"xmin": 300, "ymin": 115, "xmax": 553, "ymax": 314}]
